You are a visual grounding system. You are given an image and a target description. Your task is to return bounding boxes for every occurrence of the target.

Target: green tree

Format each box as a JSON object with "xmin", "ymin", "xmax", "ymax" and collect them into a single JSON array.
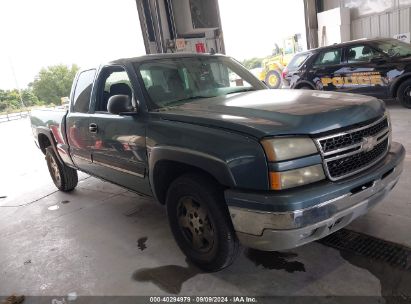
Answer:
[
  {"xmin": 30, "ymin": 64, "xmax": 79, "ymax": 104},
  {"xmin": 242, "ymin": 57, "xmax": 264, "ymax": 70},
  {"xmin": 21, "ymin": 89, "xmax": 39, "ymax": 107},
  {"xmin": 0, "ymin": 89, "xmax": 23, "ymax": 112}
]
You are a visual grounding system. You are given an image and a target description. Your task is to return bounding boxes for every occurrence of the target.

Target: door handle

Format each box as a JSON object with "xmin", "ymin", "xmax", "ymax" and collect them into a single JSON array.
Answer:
[{"xmin": 89, "ymin": 123, "xmax": 98, "ymax": 133}]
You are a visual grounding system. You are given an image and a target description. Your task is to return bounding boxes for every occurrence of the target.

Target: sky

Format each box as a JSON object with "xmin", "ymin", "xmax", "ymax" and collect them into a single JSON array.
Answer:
[{"xmin": 0, "ymin": 0, "xmax": 306, "ymax": 90}]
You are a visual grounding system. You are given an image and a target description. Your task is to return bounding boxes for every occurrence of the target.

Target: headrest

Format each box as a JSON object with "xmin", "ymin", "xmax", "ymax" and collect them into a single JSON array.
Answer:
[
  {"xmin": 362, "ymin": 46, "xmax": 372, "ymax": 55},
  {"xmin": 110, "ymin": 83, "xmax": 132, "ymax": 97}
]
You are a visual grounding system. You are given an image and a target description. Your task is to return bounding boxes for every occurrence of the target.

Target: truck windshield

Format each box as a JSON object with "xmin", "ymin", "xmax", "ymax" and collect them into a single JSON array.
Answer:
[
  {"xmin": 135, "ymin": 56, "xmax": 265, "ymax": 109},
  {"xmin": 372, "ymin": 39, "xmax": 411, "ymax": 58},
  {"xmin": 287, "ymin": 53, "xmax": 310, "ymax": 69}
]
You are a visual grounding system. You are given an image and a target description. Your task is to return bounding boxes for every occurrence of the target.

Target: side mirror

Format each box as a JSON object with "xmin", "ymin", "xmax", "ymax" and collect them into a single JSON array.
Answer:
[{"xmin": 107, "ymin": 95, "xmax": 135, "ymax": 115}]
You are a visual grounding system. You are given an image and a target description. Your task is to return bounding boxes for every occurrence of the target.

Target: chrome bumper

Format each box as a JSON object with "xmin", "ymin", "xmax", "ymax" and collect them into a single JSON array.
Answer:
[{"xmin": 227, "ymin": 144, "xmax": 404, "ymax": 251}]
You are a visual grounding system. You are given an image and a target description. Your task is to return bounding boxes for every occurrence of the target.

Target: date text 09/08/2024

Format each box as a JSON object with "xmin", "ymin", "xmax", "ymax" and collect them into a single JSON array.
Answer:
[{"xmin": 149, "ymin": 296, "xmax": 257, "ymax": 303}]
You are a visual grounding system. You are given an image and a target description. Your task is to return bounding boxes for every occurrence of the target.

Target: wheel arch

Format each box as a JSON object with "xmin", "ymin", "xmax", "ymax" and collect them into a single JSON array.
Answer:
[
  {"xmin": 294, "ymin": 80, "xmax": 315, "ymax": 89},
  {"xmin": 38, "ymin": 133, "xmax": 52, "ymax": 154},
  {"xmin": 37, "ymin": 127, "xmax": 57, "ymax": 155},
  {"xmin": 390, "ymin": 73, "xmax": 411, "ymax": 98},
  {"xmin": 35, "ymin": 127, "xmax": 67, "ymax": 165},
  {"xmin": 149, "ymin": 146, "xmax": 236, "ymax": 204}
]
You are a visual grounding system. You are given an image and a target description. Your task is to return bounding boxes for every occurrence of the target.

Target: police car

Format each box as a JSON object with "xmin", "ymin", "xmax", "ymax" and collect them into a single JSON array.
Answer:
[{"xmin": 282, "ymin": 38, "xmax": 411, "ymax": 108}]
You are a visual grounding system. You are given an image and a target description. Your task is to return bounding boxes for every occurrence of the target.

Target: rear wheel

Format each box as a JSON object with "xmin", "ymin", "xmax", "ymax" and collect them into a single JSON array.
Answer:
[
  {"xmin": 397, "ymin": 79, "xmax": 411, "ymax": 108},
  {"xmin": 265, "ymin": 70, "xmax": 282, "ymax": 89},
  {"xmin": 166, "ymin": 173, "xmax": 240, "ymax": 272},
  {"xmin": 45, "ymin": 147, "xmax": 78, "ymax": 191}
]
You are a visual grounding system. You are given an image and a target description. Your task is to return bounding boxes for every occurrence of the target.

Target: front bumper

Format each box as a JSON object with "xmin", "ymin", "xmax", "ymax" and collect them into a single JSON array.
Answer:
[{"xmin": 225, "ymin": 142, "xmax": 405, "ymax": 251}]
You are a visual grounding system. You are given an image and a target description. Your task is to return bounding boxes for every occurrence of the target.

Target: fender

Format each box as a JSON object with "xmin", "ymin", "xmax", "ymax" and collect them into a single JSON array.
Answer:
[
  {"xmin": 148, "ymin": 145, "xmax": 236, "ymax": 201},
  {"xmin": 36, "ymin": 126, "xmax": 62, "ymax": 160},
  {"xmin": 36, "ymin": 127, "xmax": 76, "ymax": 169},
  {"xmin": 389, "ymin": 72, "xmax": 411, "ymax": 97}
]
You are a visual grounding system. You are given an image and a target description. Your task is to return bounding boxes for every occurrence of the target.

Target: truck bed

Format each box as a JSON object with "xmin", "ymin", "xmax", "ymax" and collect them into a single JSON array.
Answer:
[{"xmin": 30, "ymin": 107, "xmax": 67, "ymax": 130}]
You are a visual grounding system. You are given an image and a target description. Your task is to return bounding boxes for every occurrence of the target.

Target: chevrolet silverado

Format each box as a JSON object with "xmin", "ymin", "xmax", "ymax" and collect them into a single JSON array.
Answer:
[{"xmin": 30, "ymin": 53, "xmax": 405, "ymax": 271}]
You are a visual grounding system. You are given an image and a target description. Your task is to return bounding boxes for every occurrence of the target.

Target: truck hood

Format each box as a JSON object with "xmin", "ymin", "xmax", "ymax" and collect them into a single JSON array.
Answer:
[{"xmin": 154, "ymin": 89, "xmax": 385, "ymax": 138}]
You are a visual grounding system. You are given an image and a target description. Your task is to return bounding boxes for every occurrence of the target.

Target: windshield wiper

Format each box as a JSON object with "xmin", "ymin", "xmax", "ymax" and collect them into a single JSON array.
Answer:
[{"xmin": 161, "ymin": 95, "xmax": 215, "ymax": 107}]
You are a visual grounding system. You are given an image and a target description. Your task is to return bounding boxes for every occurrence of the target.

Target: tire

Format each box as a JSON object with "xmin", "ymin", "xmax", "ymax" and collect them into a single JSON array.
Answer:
[
  {"xmin": 265, "ymin": 70, "xmax": 282, "ymax": 89},
  {"xmin": 166, "ymin": 173, "xmax": 240, "ymax": 272},
  {"xmin": 45, "ymin": 147, "xmax": 78, "ymax": 192},
  {"xmin": 397, "ymin": 79, "xmax": 411, "ymax": 108}
]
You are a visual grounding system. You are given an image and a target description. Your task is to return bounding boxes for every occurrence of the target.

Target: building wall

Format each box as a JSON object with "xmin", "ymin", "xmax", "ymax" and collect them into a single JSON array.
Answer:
[{"xmin": 320, "ymin": 0, "xmax": 411, "ymax": 40}]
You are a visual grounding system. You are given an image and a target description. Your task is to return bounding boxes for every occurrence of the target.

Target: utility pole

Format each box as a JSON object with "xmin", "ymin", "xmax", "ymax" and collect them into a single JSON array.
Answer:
[{"xmin": 8, "ymin": 57, "xmax": 25, "ymax": 109}]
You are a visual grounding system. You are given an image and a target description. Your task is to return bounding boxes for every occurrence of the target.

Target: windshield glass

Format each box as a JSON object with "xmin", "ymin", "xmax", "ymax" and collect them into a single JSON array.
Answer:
[
  {"xmin": 372, "ymin": 39, "xmax": 411, "ymax": 57},
  {"xmin": 287, "ymin": 53, "xmax": 310, "ymax": 69},
  {"xmin": 135, "ymin": 56, "xmax": 265, "ymax": 109}
]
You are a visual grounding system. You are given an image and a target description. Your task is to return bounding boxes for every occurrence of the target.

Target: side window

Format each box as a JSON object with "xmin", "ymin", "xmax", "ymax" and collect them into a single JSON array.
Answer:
[
  {"xmin": 72, "ymin": 69, "xmax": 96, "ymax": 113},
  {"xmin": 346, "ymin": 45, "xmax": 378, "ymax": 63},
  {"xmin": 95, "ymin": 68, "xmax": 133, "ymax": 112},
  {"xmin": 104, "ymin": 71, "xmax": 132, "ymax": 91},
  {"xmin": 314, "ymin": 49, "xmax": 342, "ymax": 66}
]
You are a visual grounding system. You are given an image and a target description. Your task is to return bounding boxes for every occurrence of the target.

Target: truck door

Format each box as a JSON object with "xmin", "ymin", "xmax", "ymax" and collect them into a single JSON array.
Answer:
[
  {"xmin": 87, "ymin": 65, "xmax": 151, "ymax": 195},
  {"xmin": 306, "ymin": 48, "xmax": 344, "ymax": 91},
  {"xmin": 340, "ymin": 44, "xmax": 390, "ymax": 98},
  {"xmin": 66, "ymin": 69, "xmax": 96, "ymax": 173}
]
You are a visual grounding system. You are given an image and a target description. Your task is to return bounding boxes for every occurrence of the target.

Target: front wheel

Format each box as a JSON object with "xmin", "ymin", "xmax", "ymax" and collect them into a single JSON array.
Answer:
[
  {"xmin": 265, "ymin": 70, "xmax": 282, "ymax": 89},
  {"xmin": 45, "ymin": 147, "xmax": 78, "ymax": 191},
  {"xmin": 166, "ymin": 173, "xmax": 240, "ymax": 272},
  {"xmin": 397, "ymin": 79, "xmax": 411, "ymax": 108}
]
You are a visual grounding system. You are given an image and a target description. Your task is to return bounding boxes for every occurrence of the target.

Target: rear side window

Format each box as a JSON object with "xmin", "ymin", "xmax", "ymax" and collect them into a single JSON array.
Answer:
[
  {"xmin": 346, "ymin": 45, "xmax": 378, "ymax": 63},
  {"xmin": 287, "ymin": 53, "xmax": 310, "ymax": 69},
  {"xmin": 314, "ymin": 49, "xmax": 342, "ymax": 66},
  {"xmin": 72, "ymin": 69, "xmax": 96, "ymax": 113}
]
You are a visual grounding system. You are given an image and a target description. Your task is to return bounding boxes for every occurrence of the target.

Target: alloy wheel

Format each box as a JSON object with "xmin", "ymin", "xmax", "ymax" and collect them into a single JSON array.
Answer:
[
  {"xmin": 49, "ymin": 155, "xmax": 61, "ymax": 184},
  {"xmin": 177, "ymin": 196, "xmax": 215, "ymax": 253}
]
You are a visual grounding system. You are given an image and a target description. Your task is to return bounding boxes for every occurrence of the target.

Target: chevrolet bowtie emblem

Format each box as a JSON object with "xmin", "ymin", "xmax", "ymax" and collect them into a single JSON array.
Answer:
[{"xmin": 362, "ymin": 136, "xmax": 378, "ymax": 152}]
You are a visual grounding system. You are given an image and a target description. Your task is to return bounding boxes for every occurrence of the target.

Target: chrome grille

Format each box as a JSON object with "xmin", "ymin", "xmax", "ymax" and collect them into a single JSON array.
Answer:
[
  {"xmin": 319, "ymin": 118, "xmax": 389, "ymax": 153},
  {"xmin": 315, "ymin": 115, "xmax": 390, "ymax": 181}
]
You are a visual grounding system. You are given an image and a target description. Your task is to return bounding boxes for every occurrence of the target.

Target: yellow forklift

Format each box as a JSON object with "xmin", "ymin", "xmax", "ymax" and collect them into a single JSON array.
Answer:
[{"xmin": 259, "ymin": 34, "xmax": 303, "ymax": 89}]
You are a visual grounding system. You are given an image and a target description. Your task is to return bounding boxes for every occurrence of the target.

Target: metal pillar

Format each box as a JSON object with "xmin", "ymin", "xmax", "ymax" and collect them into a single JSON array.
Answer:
[{"xmin": 135, "ymin": 0, "xmax": 225, "ymax": 55}]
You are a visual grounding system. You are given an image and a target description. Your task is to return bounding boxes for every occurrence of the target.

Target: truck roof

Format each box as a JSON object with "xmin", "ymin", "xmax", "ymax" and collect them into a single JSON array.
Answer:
[
  {"xmin": 78, "ymin": 53, "xmax": 227, "ymax": 73},
  {"xmin": 110, "ymin": 52, "xmax": 226, "ymax": 65},
  {"xmin": 307, "ymin": 37, "xmax": 399, "ymax": 53}
]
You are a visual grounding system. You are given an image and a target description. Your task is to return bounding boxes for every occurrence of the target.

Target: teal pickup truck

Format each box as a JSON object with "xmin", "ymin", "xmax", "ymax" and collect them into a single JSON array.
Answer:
[{"xmin": 30, "ymin": 53, "xmax": 405, "ymax": 271}]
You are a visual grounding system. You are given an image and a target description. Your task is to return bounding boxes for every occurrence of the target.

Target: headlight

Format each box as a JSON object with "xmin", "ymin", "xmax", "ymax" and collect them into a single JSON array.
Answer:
[
  {"xmin": 261, "ymin": 137, "xmax": 318, "ymax": 161},
  {"xmin": 269, "ymin": 164, "xmax": 325, "ymax": 190},
  {"xmin": 386, "ymin": 111, "xmax": 392, "ymax": 131}
]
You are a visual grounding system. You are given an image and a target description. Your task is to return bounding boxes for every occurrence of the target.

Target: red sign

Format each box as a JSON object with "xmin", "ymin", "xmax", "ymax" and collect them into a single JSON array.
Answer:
[{"xmin": 195, "ymin": 42, "xmax": 206, "ymax": 53}]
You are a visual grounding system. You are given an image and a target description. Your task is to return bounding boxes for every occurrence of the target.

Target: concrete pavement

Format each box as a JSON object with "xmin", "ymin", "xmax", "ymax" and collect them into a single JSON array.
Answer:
[{"xmin": 0, "ymin": 102, "xmax": 410, "ymax": 299}]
